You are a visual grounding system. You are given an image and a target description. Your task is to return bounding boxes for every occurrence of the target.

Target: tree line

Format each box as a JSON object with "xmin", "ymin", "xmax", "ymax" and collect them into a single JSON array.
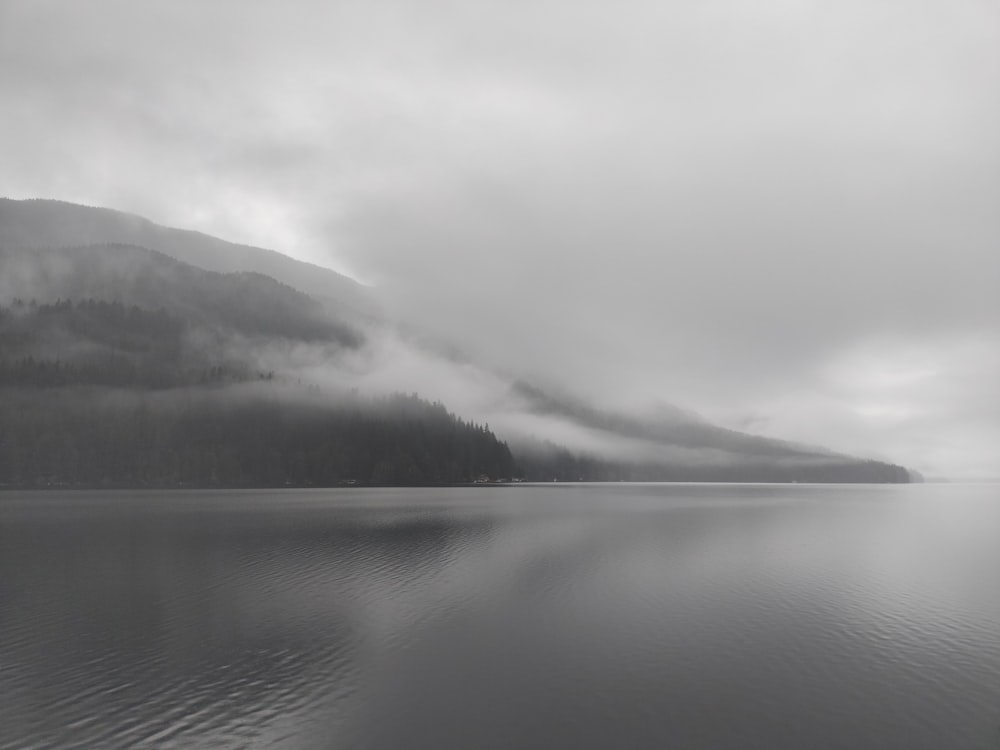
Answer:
[
  {"xmin": 0, "ymin": 297, "xmax": 911, "ymax": 487},
  {"xmin": 0, "ymin": 388, "xmax": 516, "ymax": 488}
]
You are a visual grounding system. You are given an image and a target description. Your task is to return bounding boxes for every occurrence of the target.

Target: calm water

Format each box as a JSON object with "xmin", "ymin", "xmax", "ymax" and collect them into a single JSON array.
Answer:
[{"xmin": 2, "ymin": 484, "xmax": 999, "ymax": 749}]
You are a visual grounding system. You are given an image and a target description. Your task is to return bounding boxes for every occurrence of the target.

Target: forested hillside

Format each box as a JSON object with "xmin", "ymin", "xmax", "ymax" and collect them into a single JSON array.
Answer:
[
  {"xmin": 513, "ymin": 439, "xmax": 911, "ymax": 483},
  {"xmin": 0, "ymin": 247, "xmax": 515, "ymax": 487},
  {"xmin": 0, "ymin": 389, "xmax": 514, "ymax": 488}
]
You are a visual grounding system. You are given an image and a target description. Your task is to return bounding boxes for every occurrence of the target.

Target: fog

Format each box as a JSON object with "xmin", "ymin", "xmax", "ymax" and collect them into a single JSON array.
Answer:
[{"xmin": 1, "ymin": 0, "xmax": 998, "ymax": 477}]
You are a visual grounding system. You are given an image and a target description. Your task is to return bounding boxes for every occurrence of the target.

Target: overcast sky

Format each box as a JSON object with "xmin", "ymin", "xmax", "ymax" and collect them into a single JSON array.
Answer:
[{"xmin": 2, "ymin": 0, "xmax": 998, "ymax": 477}]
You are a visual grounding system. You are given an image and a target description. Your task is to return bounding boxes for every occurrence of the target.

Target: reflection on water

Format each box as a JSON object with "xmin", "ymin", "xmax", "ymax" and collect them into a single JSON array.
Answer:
[{"xmin": 1, "ymin": 484, "xmax": 999, "ymax": 749}]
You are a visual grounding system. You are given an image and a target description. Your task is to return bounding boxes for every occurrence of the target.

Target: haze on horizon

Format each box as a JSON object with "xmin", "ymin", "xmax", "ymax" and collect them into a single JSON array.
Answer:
[{"xmin": 1, "ymin": 0, "xmax": 998, "ymax": 479}]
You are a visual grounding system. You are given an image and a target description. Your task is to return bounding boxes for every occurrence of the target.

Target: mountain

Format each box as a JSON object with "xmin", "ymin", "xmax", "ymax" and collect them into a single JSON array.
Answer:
[
  {"xmin": 0, "ymin": 198, "xmax": 915, "ymax": 485},
  {"xmin": 0, "ymin": 198, "xmax": 375, "ymax": 321},
  {"xmin": 0, "ymin": 242, "xmax": 361, "ymax": 389},
  {"xmin": 0, "ymin": 243, "xmax": 358, "ymax": 344},
  {"xmin": 510, "ymin": 381, "xmax": 830, "ymax": 461},
  {"xmin": 0, "ymin": 272, "xmax": 514, "ymax": 486},
  {"xmin": 506, "ymin": 383, "xmax": 912, "ymax": 483},
  {"xmin": 0, "ymin": 229, "xmax": 514, "ymax": 486}
]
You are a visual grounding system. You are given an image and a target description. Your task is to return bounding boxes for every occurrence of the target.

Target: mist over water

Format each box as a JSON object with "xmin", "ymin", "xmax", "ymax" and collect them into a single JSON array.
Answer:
[{"xmin": 3, "ymin": 484, "xmax": 999, "ymax": 749}]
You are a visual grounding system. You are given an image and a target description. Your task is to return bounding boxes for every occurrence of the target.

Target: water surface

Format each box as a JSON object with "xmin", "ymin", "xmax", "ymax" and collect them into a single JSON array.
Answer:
[{"xmin": 2, "ymin": 483, "xmax": 999, "ymax": 749}]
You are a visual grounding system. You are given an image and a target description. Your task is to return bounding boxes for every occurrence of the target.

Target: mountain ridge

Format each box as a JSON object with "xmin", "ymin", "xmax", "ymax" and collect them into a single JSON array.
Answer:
[
  {"xmin": 0, "ymin": 198, "xmax": 376, "ymax": 321},
  {"xmin": 0, "ymin": 198, "xmax": 917, "ymax": 484}
]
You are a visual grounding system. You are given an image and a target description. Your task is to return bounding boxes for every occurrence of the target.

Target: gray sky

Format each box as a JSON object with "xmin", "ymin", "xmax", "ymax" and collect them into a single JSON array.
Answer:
[{"xmin": 2, "ymin": 0, "xmax": 998, "ymax": 477}]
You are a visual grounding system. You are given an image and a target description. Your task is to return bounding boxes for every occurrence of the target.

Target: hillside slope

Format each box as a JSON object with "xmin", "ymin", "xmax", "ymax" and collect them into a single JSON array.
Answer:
[
  {"xmin": 0, "ymin": 198, "xmax": 375, "ymax": 320},
  {"xmin": 0, "ymin": 200, "xmax": 915, "ymax": 484}
]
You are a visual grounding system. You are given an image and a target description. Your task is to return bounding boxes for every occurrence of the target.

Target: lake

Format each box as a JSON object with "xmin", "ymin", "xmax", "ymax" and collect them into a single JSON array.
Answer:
[{"xmin": 2, "ymin": 483, "xmax": 999, "ymax": 749}]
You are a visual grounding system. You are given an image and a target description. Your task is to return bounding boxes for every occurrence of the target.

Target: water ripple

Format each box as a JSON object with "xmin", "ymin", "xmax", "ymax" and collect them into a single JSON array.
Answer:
[{"xmin": 1, "ymin": 484, "xmax": 999, "ymax": 749}]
